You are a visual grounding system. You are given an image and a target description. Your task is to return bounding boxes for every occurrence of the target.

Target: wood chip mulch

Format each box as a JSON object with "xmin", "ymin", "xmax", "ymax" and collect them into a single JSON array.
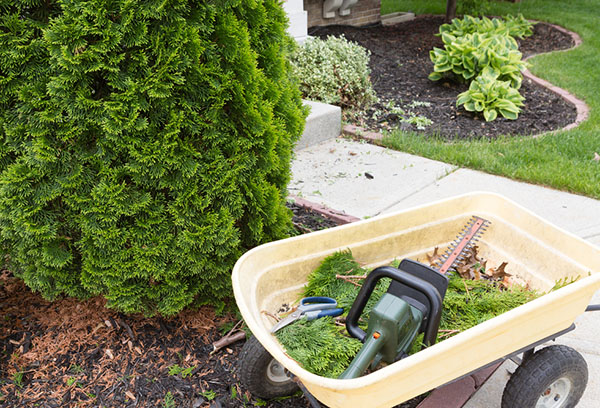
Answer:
[
  {"xmin": 1, "ymin": 202, "xmax": 346, "ymax": 408},
  {"xmin": 0, "ymin": 269, "xmax": 287, "ymax": 408}
]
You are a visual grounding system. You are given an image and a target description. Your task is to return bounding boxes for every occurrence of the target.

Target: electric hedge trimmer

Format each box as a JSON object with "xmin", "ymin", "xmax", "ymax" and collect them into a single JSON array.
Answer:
[{"xmin": 340, "ymin": 216, "xmax": 490, "ymax": 379}]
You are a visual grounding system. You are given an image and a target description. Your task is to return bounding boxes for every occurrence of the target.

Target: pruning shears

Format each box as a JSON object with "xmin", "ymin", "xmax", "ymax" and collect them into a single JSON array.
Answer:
[{"xmin": 271, "ymin": 297, "xmax": 343, "ymax": 333}]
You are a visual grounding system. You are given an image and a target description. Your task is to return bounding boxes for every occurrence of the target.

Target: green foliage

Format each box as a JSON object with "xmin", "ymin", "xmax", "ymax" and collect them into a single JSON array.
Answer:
[
  {"xmin": 302, "ymin": 250, "xmax": 388, "ymax": 314},
  {"xmin": 168, "ymin": 364, "xmax": 195, "ymax": 379},
  {"xmin": 12, "ymin": 371, "xmax": 23, "ymax": 389},
  {"xmin": 162, "ymin": 391, "xmax": 176, "ymax": 408},
  {"xmin": 276, "ymin": 317, "xmax": 363, "ymax": 378},
  {"xmin": 504, "ymin": 14, "xmax": 536, "ymax": 39},
  {"xmin": 551, "ymin": 276, "xmax": 581, "ymax": 291},
  {"xmin": 0, "ymin": 0, "xmax": 306, "ymax": 315},
  {"xmin": 440, "ymin": 273, "xmax": 539, "ymax": 331},
  {"xmin": 303, "ymin": 250, "xmax": 366, "ymax": 310},
  {"xmin": 199, "ymin": 390, "xmax": 216, "ymax": 401},
  {"xmin": 458, "ymin": 0, "xmax": 490, "ymax": 17},
  {"xmin": 456, "ymin": 67, "xmax": 525, "ymax": 121},
  {"xmin": 290, "ymin": 36, "xmax": 377, "ymax": 110},
  {"xmin": 430, "ymin": 21, "xmax": 529, "ymax": 87},
  {"xmin": 429, "ymin": 14, "xmax": 532, "ymax": 121},
  {"xmin": 276, "ymin": 251, "xmax": 540, "ymax": 378},
  {"xmin": 439, "ymin": 14, "xmax": 534, "ymax": 39}
]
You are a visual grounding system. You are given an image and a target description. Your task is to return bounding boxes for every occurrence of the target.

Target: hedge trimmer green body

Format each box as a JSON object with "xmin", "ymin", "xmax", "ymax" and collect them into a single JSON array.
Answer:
[
  {"xmin": 339, "ymin": 293, "xmax": 424, "ymax": 379},
  {"xmin": 340, "ymin": 216, "xmax": 490, "ymax": 379}
]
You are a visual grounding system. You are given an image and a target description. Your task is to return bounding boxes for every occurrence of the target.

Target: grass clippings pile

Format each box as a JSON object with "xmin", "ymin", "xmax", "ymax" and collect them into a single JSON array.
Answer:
[{"xmin": 275, "ymin": 250, "xmax": 540, "ymax": 378}]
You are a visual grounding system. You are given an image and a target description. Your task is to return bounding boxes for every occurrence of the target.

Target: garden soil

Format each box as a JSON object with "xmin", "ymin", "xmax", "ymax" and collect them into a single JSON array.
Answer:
[{"xmin": 310, "ymin": 16, "xmax": 577, "ymax": 139}]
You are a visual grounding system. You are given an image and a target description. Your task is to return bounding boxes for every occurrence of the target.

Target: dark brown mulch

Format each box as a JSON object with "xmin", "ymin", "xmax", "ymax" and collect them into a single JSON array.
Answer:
[
  {"xmin": 290, "ymin": 201, "xmax": 339, "ymax": 232},
  {"xmin": 0, "ymin": 269, "xmax": 312, "ymax": 408},
  {"xmin": 0, "ymin": 204, "xmax": 427, "ymax": 408},
  {"xmin": 310, "ymin": 16, "xmax": 577, "ymax": 139}
]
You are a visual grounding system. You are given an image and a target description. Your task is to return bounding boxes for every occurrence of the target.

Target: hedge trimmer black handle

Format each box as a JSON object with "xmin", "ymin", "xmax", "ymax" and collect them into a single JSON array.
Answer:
[{"xmin": 345, "ymin": 265, "xmax": 444, "ymax": 346}]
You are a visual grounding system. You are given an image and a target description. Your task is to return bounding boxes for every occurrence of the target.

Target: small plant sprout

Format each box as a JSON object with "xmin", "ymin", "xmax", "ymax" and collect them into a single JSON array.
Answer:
[
  {"xmin": 69, "ymin": 364, "xmax": 83, "ymax": 374},
  {"xmin": 162, "ymin": 391, "xmax": 175, "ymax": 408},
  {"xmin": 408, "ymin": 101, "xmax": 432, "ymax": 108},
  {"xmin": 402, "ymin": 115, "xmax": 433, "ymax": 130},
  {"xmin": 168, "ymin": 364, "xmax": 195, "ymax": 378},
  {"xmin": 12, "ymin": 371, "xmax": 24, "ymax": 388},
  {"xmin": 200, "ymin": 390, "xmax": 217, "ymax": 401},
  {"xmin": 385, "ymin": 100, "xmax": 405, "ymax": 116}
]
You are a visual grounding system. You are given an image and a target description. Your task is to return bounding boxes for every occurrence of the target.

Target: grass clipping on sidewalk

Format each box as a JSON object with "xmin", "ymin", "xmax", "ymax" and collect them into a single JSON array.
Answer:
[{"xmin": 275, "ymin": 250, "xmax": 541, "ymax": 378}]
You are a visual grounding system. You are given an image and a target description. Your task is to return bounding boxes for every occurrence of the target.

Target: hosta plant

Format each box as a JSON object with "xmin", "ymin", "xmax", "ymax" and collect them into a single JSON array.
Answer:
[
  {"xmin": 430, "ymin": 14, "xmax": 533, "ymax": 121},
  {"xmin": 439, "ymin": 14, "xmax": 534, "ymax": 39},
  {"xmin": 456, "ymin": 67, "xmax": 525, "ymax": 121},
  {"xmin": 430, "ymin": 29, "xmax": 528, "ymax": 88}
]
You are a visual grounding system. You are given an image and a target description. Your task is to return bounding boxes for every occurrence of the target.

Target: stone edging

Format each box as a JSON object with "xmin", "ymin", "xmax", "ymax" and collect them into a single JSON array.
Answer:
[
  {"xmin": 343, "ymin": 21, "xmax": 588, "ymax": 141},
  {"xmin": 287, "ymin": 194, "xmax": 502, "ymax": 408},
  {"xmin": 288, "ymin": 195, "xmax": 361, "ymax": 225},
  {"xmin": 523, "ymin": 22, "xmax": 589, "ymax": 133}
]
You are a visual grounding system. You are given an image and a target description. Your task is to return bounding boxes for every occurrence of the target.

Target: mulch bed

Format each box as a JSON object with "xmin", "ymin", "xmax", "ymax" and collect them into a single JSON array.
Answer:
[
  {"xmin": 0, "ymin": 205, "xmax": 331, "ymax": 408},
  {"xmin": 0, "ymin": 203, "xmax": 426, "ymax": 408},
  {"xmin": 310, "ymin": 16, "xmax": 577, "ymax": 139},
  {"xmin": 290, "ymin": 201, "xmax": 339, "ymax": 232}
]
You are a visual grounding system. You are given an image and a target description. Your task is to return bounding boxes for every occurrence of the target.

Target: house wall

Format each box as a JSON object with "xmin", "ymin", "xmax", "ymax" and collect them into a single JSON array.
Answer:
[
  {"xmin": 284, "ymin": 0, "xmax": 308, "ymax": 42},
  {"xmin": 304, "ymin": 0, "xmax": 381, "ymax": 28}
]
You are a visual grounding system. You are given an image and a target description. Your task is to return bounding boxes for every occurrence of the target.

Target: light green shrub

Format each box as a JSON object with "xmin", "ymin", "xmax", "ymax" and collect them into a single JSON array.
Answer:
[
  {"xmin": 429, "ymin": 32, "xmax": 528, "ymax": 88},
  {"xmin": 456, "ymin": 67, "xmax": 525, "ymax": 121},
  {"xmin": 439, "ymin": 14, "xmax": 534, "ymax": 39},
  {"xmin": 429, "ymin": 14, "xmax": 533, "ymax": 121},
  {"xmin": 290, "ymin": 36, "xmax": 377, "ymax": 110}
]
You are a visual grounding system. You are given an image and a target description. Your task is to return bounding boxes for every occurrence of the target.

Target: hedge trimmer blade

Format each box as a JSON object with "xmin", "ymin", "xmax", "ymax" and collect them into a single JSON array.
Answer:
[{"xmin": 432, "ymin": 216, "xmax": 491, "ymax": 274}]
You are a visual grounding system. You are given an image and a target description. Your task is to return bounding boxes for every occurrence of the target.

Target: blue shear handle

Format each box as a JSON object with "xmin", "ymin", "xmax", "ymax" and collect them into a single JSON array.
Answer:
[
  {"xmin": 304, "ymin": 308, "xmax": 344, "ymax": 321},
  {"xmin": 301, "ymin": 296, "xmax": 337, "ymax": 306}
]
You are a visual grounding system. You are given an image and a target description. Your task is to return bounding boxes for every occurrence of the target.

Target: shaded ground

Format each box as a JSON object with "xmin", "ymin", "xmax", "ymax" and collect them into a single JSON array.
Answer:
[
  {"xmin": 290, "ymin": 202, "xmax": 339, "ymax": 232},
  {"xmin": 310, "ymin": 16, "xmax": 577, "ymax": 139}
]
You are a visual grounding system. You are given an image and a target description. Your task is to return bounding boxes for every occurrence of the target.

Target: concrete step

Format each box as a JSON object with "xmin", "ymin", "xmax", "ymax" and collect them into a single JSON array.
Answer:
[{"xmin": 295, "ymin": 100, "xmax": 341, "ymax": 151}]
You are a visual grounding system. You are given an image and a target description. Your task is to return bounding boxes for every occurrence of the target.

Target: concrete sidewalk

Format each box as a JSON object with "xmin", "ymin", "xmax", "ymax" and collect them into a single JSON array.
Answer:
[{"xmin": 289, "ymin": 137, "xmax": 600, "ymax": 407}]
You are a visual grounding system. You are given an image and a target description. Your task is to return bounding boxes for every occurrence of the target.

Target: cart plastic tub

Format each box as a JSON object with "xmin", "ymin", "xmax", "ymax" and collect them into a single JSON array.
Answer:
[{"xmin": 232, "ymin": 192, "xmax": 600, "ymax": 408}]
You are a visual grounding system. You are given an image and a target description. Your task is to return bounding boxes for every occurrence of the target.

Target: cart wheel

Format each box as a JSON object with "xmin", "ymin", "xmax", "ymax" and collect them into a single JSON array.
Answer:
[
  {"xmin": 501, "ymin": 345, "xmax": 588, "ymax": 408},
  {"xmin": 238, "ymin": 335, "xmax": 299, "ymax": 399}
]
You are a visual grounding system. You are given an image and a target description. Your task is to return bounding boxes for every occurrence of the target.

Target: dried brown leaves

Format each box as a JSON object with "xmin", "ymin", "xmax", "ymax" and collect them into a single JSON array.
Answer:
[{"xmin": 427, "ymin": 245, "xmax": 512, "ymax": 287}]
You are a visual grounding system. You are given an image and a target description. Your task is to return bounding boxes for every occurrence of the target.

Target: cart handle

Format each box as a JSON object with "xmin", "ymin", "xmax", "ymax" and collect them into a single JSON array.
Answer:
[{"xmin": 586, "ymin": 304, "xmax": 600, "ymax": 312}]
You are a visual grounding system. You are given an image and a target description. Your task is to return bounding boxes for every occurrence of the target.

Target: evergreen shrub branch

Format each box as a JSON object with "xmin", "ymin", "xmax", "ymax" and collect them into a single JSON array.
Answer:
[
  {"xmin": 0, "ymin": 0, "xmax": 307, "ymax": 315},
  {"xmin": 276, "ymin": 250, "xmax": 540, "ymax": 378}
]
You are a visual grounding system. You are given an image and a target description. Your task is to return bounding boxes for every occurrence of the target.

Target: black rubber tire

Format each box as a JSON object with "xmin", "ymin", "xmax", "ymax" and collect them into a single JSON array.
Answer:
[
  {"xmin": 501, "ymin": 345, "xmax": 588, "ymax": 408},
  {"xmin": 238, "ymin": 335, "xmax": 299, "ymax": 399}
]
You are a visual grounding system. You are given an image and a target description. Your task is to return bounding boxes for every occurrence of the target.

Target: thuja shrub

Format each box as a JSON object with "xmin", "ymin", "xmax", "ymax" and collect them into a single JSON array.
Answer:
[
  {"xmin": 290, "ymin": 35, "xmax": 377, "ymax": 111},
  {"xmin": 0, "ymin": 0, "xmax": 306, "ymax": 315}
]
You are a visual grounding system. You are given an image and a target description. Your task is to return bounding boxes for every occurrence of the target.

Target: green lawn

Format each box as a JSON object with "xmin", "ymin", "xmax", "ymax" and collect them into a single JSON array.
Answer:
[{"xmin": 378, "ymin": 0, "xmax": 600, "ymax": 199}]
